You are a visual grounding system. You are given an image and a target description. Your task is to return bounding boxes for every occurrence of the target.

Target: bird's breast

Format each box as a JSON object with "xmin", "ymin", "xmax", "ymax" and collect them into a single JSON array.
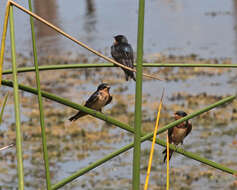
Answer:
[
  {"xmin": 171, "ymin": 127, "xmax": 187, "ymax": 145},
  {"xmin": 91, "ymin": 92, "xmax": 109, "ymax": 110}
]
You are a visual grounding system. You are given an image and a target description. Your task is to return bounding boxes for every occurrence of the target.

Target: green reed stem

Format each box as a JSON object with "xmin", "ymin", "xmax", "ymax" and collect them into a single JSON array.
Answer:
[
  {"xmin": 0, "ymin": 92, "xmax": 9, "ymax": 124},
  {"xmin": 9, "ymin": 6, "xmax": 24, "ymax": 190},
  {"xmin": 133, "ymin": 0, "xmax": 145, "ymax": 187},
  {"xmin": 2, "ymin": 63, "xmax": 237, "ymax": 75},
  {"xmin": 28, "ymin": 0, "xmax": 51, "ymax": 189}
]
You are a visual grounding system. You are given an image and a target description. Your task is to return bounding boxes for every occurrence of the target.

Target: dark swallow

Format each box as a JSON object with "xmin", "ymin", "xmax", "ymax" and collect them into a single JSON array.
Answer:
[
  {"xmin": 111, "ymin": 35, "xmax": 136, "ymax": 81},
  {"xmin": 162, "ymin": 110, "xmax": 192, "ymax": 162},
  {"xmin": 69, "ymin": 83, "xmax": 112, "ymax": 121}
]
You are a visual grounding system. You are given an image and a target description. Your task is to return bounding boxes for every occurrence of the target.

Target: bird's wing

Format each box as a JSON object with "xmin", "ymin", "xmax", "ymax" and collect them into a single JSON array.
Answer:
[
  {"xmin": 111, "ymin": 45, "xmax": 118, "ymax": 59},
  {"xmin": 185, "ymin": 123, "xmax": 192, "ymax": 137},
  {"xmin": 168, "ymin": 127, "xmax": 173, "ymax": 143},
  {"xmin": 111, "ymin": 44, "xmax": 134, "ymax": 68},
  {"xmin": 105, "ymin": 96, "xmax": 113, "ymax": 106},
  {"xmin": 121, "ymin": 44, "xmax": 134, "ymax": 68},
  {"xmin": 84, "ymin": 91, "xmax": 99, "ymax": 107}
]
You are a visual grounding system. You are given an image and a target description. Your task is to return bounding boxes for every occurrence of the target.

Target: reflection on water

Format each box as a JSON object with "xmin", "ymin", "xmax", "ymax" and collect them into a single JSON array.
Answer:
[
  {"xmin": 34, "ymin": 0, "xmax": 61, "ymax": 55},
  {"xmin": 32, "ymin": 0, "xmax": 97, "ymax": 55},
  {"xmin": 34, "ymin": 0, "xmax": 59, "ymax": 38},
  {"xmin": 84, "ymin": 0, "xmax": 97, "ymax": 42},
  {"xmin": 86, "ymin": 0, "xmax": 95, "ymax": 15}
]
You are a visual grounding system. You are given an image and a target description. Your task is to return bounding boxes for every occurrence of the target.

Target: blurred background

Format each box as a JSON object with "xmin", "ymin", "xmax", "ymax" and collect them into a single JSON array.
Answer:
[{"xmin": 0, "ymin": 0, "xmax": 237, "ymax": 189}]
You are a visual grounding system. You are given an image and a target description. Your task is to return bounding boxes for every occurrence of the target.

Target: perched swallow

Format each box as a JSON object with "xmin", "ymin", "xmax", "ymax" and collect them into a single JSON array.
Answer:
[
  {"xmin": 162, "ymin": 111, "xmax": 192, "ymax": 162},
  {"xmin": 111, "ymin": 35, "xmax": 136, "ymax": 81},
  {"xmin": 69, "ymin": 83, "xmax": 112, "ymax": 121}
]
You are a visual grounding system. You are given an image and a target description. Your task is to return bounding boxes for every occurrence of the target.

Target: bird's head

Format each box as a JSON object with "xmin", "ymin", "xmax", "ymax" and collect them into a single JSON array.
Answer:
[
  {"xmin": 114, "ymin": 35, "xmax": 128, "ymax": 44},
  {"xmin": 97, "ymin": 83, "xmax": 111, "ymax": 92},
  {"xmin": 174, "ymin": 110, "xmax": 187, "ymax": 120}
]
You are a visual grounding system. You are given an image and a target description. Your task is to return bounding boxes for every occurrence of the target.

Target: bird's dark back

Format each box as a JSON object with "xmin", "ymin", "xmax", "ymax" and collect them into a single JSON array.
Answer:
[{"xmin": 111, "ymin": 43, "xmax": 133, "ymax": 60}]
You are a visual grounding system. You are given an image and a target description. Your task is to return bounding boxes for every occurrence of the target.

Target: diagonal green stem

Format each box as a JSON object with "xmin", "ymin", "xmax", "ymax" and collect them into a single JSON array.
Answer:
[
  {"xmin": 9, "ymin": 5, "xmax": 24, "ymax": 190},
  {"xmin": 27, "ymin": 0, "xmax": 51, "ymax": 189},
  {"xmin": 51, "ymin": 135, "xmax": 236, "ymax": 190},
  {"xmin": 2, "ymin": 79, "xmax": 235, "ymax": 146},
  {"xmin": 154, "ymin": 138, "xmax": 236, "ymax": 174},
  {"xmin": 51, "ymin": 94, "xmax": 236, "ymax": 189}
]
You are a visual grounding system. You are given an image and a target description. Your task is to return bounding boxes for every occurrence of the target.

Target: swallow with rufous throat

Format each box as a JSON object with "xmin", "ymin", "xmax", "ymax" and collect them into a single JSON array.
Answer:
[
  {"xmin": 69, "ymin": 83, "xmax": 112, "ymax": 121},
  {"xmin": 162, "ymin": 110, "xmax": 192, "ymax": 162}
]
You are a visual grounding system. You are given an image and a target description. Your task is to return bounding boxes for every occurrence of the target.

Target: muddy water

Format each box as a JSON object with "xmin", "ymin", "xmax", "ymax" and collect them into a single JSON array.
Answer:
[{"xmin": 0, "ymin": 0, "xmax": 237, "ymax": 190}]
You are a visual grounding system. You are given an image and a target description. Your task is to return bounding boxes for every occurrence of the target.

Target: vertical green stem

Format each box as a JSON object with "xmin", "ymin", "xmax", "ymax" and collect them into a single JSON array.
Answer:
[
  {"xmin": 133, "ymin": 0, "xmax": 145, "ymax": 189},
  {"xmin": 27, "ymin": 0, "xmax": 51, "ymax": 189},
  {"xmin": 9, "ymin": 5, "xmax": 24, "ymax": 190}
]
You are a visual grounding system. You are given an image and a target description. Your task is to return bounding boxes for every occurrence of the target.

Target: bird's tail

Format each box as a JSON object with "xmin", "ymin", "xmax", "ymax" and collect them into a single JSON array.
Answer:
[
  {"xmin": 69, "ymin": 111, "xmax": 87, "ymax": 121},
  {"xmin": 131, "ymin": 73, "xmax": 136, "ymax": 81},
  {"xmin": 162, "ymin": 148, "xmax": 174, "ymax": 163},
  {"xmin": 124, "ymin": 70, "xmax": 136, "ymax": 81}
]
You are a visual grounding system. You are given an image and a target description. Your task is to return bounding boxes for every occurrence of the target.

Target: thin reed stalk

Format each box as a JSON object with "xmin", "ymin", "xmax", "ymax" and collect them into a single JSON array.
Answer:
[
  {"xmin": 0, "ymin": 92, "xmax": 9, "ymax": 124},
  {"xmin": 133, "ymin": 0, "xmax": 145, "ymax": 188},
  {"xmin": 2, "ymin": 63, "xmax": 237, "ymax": 75},
  {"xmin": 166, "ymin": 133, "xmax": 170, "ymax": 190},
  {"xmin": 144, "ymin": 90, "xmax": 164, "ymax": 190},
  {"xmin": 9, "ymin": 5, "xmax": 24, "ymax": 189},
  {"xmin": 27, "ymin": 0, "xmax": 51, "ymax": 188}
]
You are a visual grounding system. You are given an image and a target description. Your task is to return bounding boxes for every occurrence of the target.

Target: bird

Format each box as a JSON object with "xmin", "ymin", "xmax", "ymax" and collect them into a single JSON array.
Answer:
[
  {"xmin": 162, "ymin": 110, "xmax": 192, "ymax": 162},
  {"xmin": 111, "ymin": 35, "xmax": 136, "ymax": 81},
  {"xmin": 69, "ymin": 83, "xmax": 112, "ymax": 121}
]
